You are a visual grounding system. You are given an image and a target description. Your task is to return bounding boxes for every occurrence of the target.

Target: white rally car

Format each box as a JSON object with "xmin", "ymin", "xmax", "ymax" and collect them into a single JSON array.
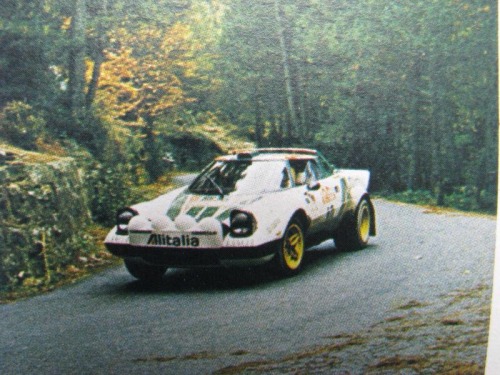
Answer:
[{"xmin": 105, "ymin": 148, "xmax": 376, "ymax": 281}]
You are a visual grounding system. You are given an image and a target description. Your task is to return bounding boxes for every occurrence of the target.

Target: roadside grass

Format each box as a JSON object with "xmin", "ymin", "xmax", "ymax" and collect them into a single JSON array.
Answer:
[{"xmin": 378, "ymin": 190, "xmax": 496, "ymax": 216}]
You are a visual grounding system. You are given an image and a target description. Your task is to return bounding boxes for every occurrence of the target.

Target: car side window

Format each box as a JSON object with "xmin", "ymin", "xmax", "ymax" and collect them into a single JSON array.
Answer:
[
  {"xmin": 289, "ymin": 160, "xmax": 310, "ymax": 186},
  {"xmin": 280, "ymin": 167, "xmax": 292, "ymax": 189},
  {"xmin": 305, "ymin": 161, "xmax": 319, "ymax": 184},
  {"xmin": 316, "ymin": 155, "xmax": 334, "ymax": 178},
  {"xmin": 314, "ymin": 160, "xmax": 332, "ymax": 179}
]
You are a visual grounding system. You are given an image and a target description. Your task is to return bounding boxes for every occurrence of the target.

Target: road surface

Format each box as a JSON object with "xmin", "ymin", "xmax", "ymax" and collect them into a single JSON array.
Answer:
[{"xmin": 0, "ymin": 199, "xmax": 496, "ymax": 374}]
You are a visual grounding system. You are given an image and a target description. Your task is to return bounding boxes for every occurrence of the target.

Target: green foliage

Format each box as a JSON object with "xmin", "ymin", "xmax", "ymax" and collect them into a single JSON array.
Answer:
[
  {"xmin": 165, "ymin": 131, "xmax": 223, "ymax": 171},
  {"xmin": 384, "ymin": 186, "xmax": 496, "ymax": 214},
  {"xmin": 385, "ymin": 190, "xmax": 437, "ymax": 206},
  {"xmin": 0, "ymin": 158, "xmax": 95, "ymax": 291},
  {"xmin": 82, "ymin": 160, "xmax": 134, "ymax": 226},
  {"xmin": 216, "ymin": 0, "xmax": 497, "ymax": 199},
  {"xmin": 445, "ymin": 186, "xmax": 496, "ymax": 213},
  {"xmin": 76, "ymin": 133, "xmax": 139, "ymax": 225},
  {"xmin": 0, "ymin": 101, "xmax": 46, "ymax": 149},
  {"xmin": 0, "ymin": 0, "xmax": 496, "ymax": 216},
  {"xmin": 1, "ymin": 0, "xmax": 497, "ymax": 296},
  {"xmin": 142, "ymin": 120, "xmax": 163, "ymax": 182}
]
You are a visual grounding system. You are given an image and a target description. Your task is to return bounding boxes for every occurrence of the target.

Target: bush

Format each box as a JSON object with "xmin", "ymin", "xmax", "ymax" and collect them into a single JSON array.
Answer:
[
  {"xmin": 76, "ymin": 134, "xmax": 137, "ymax": 226},
  {"xmin": 166, "ymin": 132, "xmax": 223, "ymax": 171},
  {"xmin": 478, "ymin": 189, "xmax": 497, "ymax": 212},
  {"xmin": 445, "ymin": 186, "xmax": 496, "ymax": 213},
  {"xmin": 83, "ymin": 161, "xmax": 135, "ymax": 226},
  {"xmin": 0, "ymin": 101, "xmax": 46, "ymax": 149},
  {"xmin": 384, "ymin": 187, "xmax": 496, "ymax": 214},
  {"xmin": 385, "ymin": 190, "xmax": 436, "ymax": 205},
  {"xmin": 444, "ymin": 186, "xmax": 479, "ymax": 211}
]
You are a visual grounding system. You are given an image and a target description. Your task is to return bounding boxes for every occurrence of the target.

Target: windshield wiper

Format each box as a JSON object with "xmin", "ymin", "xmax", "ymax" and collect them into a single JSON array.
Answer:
[{"xmin": 207, "ymin": 176, "xmax": 225, "ymax": 197}]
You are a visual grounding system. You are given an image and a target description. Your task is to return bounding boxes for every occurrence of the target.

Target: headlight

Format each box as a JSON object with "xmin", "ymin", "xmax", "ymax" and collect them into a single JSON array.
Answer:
[
  {"xmin": 116, "ymin": 208, "xmax": 138, "ymax": 235},
  {"xmin": 230, "ymin": 211, "xmax": 256, "ymax": 237}
]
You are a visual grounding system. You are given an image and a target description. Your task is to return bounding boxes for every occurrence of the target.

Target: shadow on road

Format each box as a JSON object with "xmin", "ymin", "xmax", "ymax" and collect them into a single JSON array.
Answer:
[{"xmin": 114, "ymin": 242, "xmax": 378, "ymax": 295}]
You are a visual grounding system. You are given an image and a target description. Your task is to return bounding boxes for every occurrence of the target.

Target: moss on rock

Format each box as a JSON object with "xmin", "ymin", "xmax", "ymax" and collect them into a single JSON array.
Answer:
[{"xmin": 0, "ymin": 154, "xmax": 93, "ymax": 289}]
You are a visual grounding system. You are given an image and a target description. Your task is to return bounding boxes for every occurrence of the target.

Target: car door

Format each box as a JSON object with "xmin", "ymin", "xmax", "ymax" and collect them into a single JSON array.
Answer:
[
  {"xmin": 301, "ymin": 160, "xmax": 324, "ymax": 228},
  {"xmin": 309, "ymin": 159, "xmax": 345, "ymax": 229}
]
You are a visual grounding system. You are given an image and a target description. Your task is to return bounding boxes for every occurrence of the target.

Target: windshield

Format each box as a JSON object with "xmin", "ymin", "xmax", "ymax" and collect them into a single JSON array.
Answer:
[{"xmin": 189, "ymin": 160, "xmax": 289, "ymax": 195}]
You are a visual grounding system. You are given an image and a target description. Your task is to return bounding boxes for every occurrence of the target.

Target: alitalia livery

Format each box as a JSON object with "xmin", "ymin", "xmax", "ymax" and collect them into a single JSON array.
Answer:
[{"xmin": 104, "ymin": 148, "xmax": 376, "ymax": 281}]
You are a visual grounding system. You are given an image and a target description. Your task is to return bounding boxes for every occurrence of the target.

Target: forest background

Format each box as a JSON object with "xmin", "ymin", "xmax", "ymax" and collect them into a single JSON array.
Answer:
[{"xmin": 0, "ymin": 0, "xmax": 497, "ymax": 228}]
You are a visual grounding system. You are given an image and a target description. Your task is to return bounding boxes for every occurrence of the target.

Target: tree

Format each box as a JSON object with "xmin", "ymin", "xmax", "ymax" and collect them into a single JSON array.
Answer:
[
  {"xmin": 0, "ymin": 1, "xmax": 60, "ymax": 109},
  {"xmin": 67, "ymin": 0, "xmax": 87, "ymax": 122}
]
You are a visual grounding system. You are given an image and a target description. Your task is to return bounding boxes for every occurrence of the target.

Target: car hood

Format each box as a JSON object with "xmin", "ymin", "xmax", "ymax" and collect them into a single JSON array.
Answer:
[{"xmin": 132, "ymin": 187, "xmax": 266, "ymax": 224}]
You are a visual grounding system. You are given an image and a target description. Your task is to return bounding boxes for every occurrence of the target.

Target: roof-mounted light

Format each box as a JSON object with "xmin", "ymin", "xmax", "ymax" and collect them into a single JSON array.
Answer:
[{"xmin": 236, "ymin": 152, "xmax": 254, "ymax": 160}]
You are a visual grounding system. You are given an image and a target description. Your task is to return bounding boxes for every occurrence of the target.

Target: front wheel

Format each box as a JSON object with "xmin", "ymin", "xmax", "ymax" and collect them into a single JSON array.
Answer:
[
  {"xmin": 124, "ymin": 259, "xmax": 167, "ymax": 282},
  {"xmin": 274, "ymin": 220, "xmax": 305, "ymax": 276},
  {"xmin": 334, "ymin": 198, "xmax": 372, "ymax": 251}
]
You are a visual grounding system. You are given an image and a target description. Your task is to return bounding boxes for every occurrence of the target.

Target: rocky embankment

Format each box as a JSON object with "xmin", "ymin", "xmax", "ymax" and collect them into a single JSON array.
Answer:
[{"xmin": 0, "ymin": 148, "xmax": 95, "ymax": 289}]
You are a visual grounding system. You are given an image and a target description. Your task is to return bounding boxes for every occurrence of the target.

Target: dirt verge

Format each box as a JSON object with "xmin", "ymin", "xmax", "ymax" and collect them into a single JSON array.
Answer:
[{"xmin": 214, "ymin": 283, "xmax": 491, "ymax": 374}]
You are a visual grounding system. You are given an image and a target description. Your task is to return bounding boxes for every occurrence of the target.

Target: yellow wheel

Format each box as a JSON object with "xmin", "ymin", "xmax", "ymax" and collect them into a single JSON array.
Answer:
[
  {"xmin": 334, "ymin": 198, "xmax": 373, "ymax": 251},
  {"xmin": 275, "ymin": 220, "xmax": 305, "ymax": 276},
  {"xmin": 357, "ymin": 200, "xmax": 371, "ymax": 245}
]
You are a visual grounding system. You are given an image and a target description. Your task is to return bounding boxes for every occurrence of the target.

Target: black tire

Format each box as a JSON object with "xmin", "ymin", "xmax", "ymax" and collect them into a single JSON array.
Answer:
[
  {"xmin": 334, "ymin": 198, "xmax": 372, "ymax": 251},
  {"xmin": 124, "ymin": 259, "xmax": 167, "ymax": 282},
  {"xmin": 274, "ymin": 219, "xmax": 306, "ymax": 276}
]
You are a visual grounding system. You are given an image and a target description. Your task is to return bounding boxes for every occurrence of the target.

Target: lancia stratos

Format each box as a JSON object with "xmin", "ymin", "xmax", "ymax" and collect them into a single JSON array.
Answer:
[{"xmin": 104, "ymin": 148, "xmax": 376, "ymax": 281}]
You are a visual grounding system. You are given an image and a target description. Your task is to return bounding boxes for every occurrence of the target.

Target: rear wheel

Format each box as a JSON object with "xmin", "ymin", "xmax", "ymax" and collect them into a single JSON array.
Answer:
[
  {"xmin": 334, "ymin": 198, "xmax": 371, "ymax": 251},
  {"xmin": 124, "ymin": 259, "xmax": 167, "ymax": 282},
  {"xmin": 274, "ymin": 220, "xmax": 305, "ymax": 276}
]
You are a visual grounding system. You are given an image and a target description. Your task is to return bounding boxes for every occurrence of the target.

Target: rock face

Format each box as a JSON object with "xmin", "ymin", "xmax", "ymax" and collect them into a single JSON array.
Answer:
[{"xmin": 0, "ymin": 155, "xmax": 92, "ymax": 287}]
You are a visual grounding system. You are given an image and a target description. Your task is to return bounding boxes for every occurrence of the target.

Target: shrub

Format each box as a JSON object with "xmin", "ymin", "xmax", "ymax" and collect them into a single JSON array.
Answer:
[
  {"xmin": 385, "ymin": 190, "xmax": 436, "ymax": 205},
  {"xmin": 0, "ymin": 101, "xmax": 46, "ymax": 149},
  {"xmin": 83, "ymin": 161, "xmax": 135, "ymax": 226}
]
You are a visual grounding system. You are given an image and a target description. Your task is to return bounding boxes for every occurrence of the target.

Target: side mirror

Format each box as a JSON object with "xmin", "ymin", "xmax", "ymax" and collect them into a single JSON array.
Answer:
[{"xmin": 307, "ymin": 181, "xmax": 321, "ymax": 191}]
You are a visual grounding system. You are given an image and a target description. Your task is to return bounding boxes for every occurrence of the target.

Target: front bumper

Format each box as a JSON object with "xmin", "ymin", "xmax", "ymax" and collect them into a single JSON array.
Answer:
[{"xmin": 105, "ymin": 241, "xmax": 279, "ymax": 267}]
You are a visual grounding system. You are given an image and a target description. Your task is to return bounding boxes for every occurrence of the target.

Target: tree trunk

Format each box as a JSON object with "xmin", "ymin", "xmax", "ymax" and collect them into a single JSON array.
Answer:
[
  {"xmin": 254, "ymin": 86, "xmax": 264, "ymax": 147},
  {"xmin": 85, "ymin": 0, "xmax": 108, "ymax": 110},
  {"xmin": 143, "ymin": 113, "xmax": 161, "ymax": 182},
  {"xmin": 406, "ymin": 51, "xmax": 426, "ymax": 191},
  {"xmin": 273, "ymin": 0, "xmax": 298, "ymax": 139},
  {"xmin": 85, "ymin": 52, "xmax": 104, "ymax": 110},
  {"xmin": 297, "ymin": 62, "xmax": 309, "ymax": 139},
  {"xmin": 68, "ymin": 0, "xmax": 87, "ymax": 122}
]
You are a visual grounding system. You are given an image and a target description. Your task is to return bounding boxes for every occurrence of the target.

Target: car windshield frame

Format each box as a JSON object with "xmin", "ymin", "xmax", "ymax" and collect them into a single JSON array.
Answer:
[{"xmin": 188, "ymin": 159, "xmax": 290, "ymax": 196}]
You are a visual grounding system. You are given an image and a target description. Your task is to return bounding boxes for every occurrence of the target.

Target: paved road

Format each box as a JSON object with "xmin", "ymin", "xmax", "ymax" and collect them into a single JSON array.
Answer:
[{"xmin": 0, "ymin": 200, "xmax": 496, "ymax": 374}]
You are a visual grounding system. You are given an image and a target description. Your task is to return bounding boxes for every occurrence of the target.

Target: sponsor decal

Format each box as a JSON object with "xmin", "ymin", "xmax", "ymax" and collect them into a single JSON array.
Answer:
[
  {"xmin": 167, "ymin": 193, "xmax": 189, "ymax": 219},
  {"xmin": 202, "ymin": 196, "xmax": 219, "ymax": 201},
  {"xmin": 189, "ymin": 195, "xmax": 201, "ymax": 203},
  {"xmin": 147, "ymin": 233, "xmax": 200, "ymax": 247},
  {"xmin": 198, "ymin": 206, "xmax": 219, "ymax": 220},
  {"xmin": 321, "ymin": 186, "xmax": 336, "ymax": 204},
  {"xmin": 239, "ymin": 196, "xmax": 263, "ymax": 205},
  {"xmin": 304, "ymin": 191, "xmax": 316, "ymax": 202},
  {"xmin": 186, "ymin": 206, "xmax": 203, "ymax": 217},
  {"xmin": 217, "ymin": 209, "xmax": 231, "ymax": 221}
]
